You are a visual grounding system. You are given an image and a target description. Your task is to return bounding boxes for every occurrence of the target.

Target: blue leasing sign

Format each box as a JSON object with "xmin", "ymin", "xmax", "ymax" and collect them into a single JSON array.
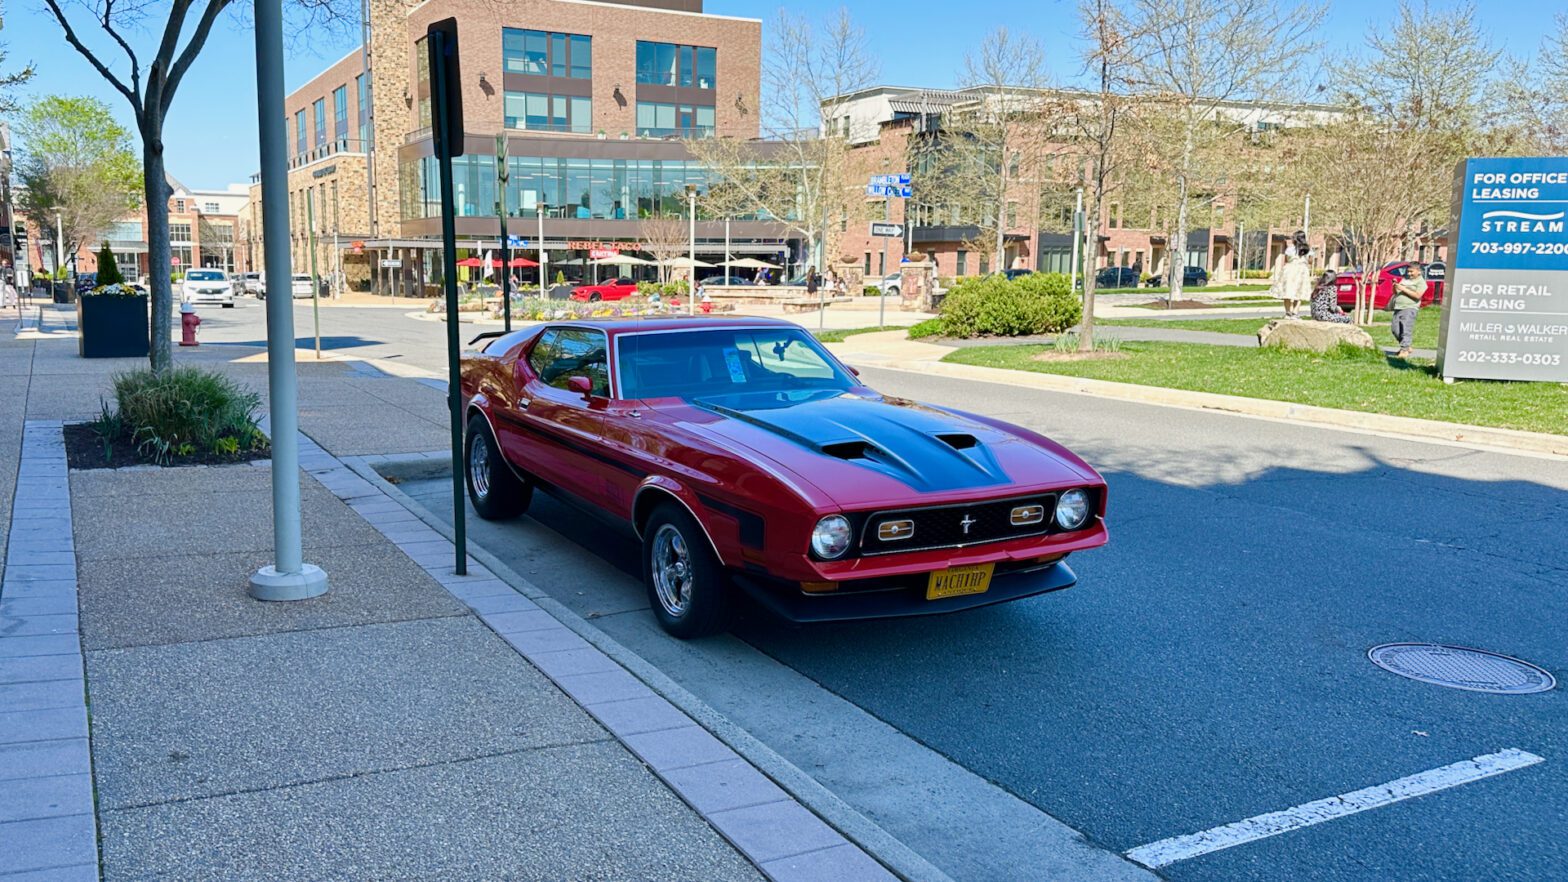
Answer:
[{"xmin": 1438, "ymin": 157, "xmax": 1568, "ymax": 382}]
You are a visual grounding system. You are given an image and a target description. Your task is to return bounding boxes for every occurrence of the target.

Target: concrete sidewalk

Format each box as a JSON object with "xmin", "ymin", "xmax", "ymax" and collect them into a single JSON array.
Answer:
[{"xmin": 0, "ymin": 331, "xmax": 895, "ymax": 881}]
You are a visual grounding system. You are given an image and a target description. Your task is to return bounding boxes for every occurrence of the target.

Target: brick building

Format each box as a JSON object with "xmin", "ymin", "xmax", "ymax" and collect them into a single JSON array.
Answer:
[
  {"xmin": 242, "ymin": 0, "xmax": 797, "ymax": 295},
  {"xmin": 828, "ymin": 85, "xmax": 1353, "ymax": 284},
  {"xmin": 27, "ymin": 174, "xmax": 246, "ymax": 282}
]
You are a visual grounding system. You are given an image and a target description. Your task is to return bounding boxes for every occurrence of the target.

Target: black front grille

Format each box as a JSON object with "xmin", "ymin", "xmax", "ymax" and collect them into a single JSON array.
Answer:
[{"xmin": 858, "ymin": 493, "xmax": 1059, "ymax": 556}]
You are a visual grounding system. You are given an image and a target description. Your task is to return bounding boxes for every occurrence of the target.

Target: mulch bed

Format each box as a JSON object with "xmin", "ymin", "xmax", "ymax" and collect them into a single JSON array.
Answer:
[{"xmin": 63, "ymin": 422, "xmax": 271, "ymax": 471}]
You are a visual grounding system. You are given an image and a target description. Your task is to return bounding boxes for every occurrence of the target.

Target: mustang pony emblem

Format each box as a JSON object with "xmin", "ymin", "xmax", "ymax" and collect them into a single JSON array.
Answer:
[{"xmin": 959, "ymin": 513, "xmax": 976, "ymax": 535}]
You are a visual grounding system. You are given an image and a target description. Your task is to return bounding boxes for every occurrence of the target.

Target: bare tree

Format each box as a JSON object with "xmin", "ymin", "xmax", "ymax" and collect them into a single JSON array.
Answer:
[
  {"xmin": 40, "ymin": 0, "xmax": 352, "ymax": 370},
  {"xmin": 638, "ymin": 215, "xmax": 687, "ymax": 286},
  {"xmin": 920, "ymin": 29, "xmax": 1057, "ymax": 275},
  {"xmin": 1123, "ymin": 0, "xmax": 1325, "ymax": 303},
  {"xmin": 689, "ymin": 7, "xmax": 877, "ymax": 274},
  {"xmin": 197, "ymin": 214, "xmax": 234, "ymax": 272},
  {"xmin": 0, "ymin": 10, "xmax": 35, "ymax": 114},
  {"xmin": 1067, "ymin": 0, "xmax": 1145, "ymax": 349}
]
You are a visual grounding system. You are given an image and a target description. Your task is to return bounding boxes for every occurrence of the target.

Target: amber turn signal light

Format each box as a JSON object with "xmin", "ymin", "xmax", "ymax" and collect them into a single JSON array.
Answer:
[{"xmin": 800, "ymin": 581, "xmax": 839, "ymax": 594}]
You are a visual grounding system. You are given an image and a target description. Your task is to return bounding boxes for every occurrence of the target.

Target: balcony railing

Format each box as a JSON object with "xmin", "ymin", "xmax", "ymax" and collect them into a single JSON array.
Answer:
[{"xmin": 288, "ymin": 138, "xmax": 368, "ymax": 170}]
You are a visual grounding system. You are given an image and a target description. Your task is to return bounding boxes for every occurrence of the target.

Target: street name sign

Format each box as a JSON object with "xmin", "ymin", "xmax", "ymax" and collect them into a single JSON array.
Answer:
[
  {"xmin": 870, "ymin": 222, "xmax": 904, "ymax": 238},
  {"xmin": 380, "ymin": 259, "xmax": 402, "ymax": 268},
  {"xmin": 1439, "ymin": 157, "xmax": 1568, "ymax": 382},
  {"xmin": 865, "ymin": 184, "xmax": 913, "ymax": 198},
  {"xmin": 508, "ymin": 235, "xmax": 525, "ymax": 248}
]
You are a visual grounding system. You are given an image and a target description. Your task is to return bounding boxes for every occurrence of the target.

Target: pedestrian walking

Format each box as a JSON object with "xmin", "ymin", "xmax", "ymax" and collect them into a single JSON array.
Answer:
[
  {"xmin": 1309, "ymin": 270, "xmax": 1351, "ymax": 323},
  {"xmin": 805, "ymin": 265, "xmax": 819, "ymax": 296},
  {"xmin": 1389, "ymin": 264, "xmax": 1425, "ymax": 358}
]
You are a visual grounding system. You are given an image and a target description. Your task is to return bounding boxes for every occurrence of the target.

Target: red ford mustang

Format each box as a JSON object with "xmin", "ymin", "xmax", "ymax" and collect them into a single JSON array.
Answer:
[
  {"xmin": 570, "ymin": 278, "xmax": 638, "ymax": 302},
  {"xmin": 459, "ymin": 317, "xmax": 1108, "ymax": 638}
]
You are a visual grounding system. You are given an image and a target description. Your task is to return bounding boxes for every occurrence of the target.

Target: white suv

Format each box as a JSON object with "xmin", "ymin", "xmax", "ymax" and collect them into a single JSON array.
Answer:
[
  {"xmin": 291, "ymin": 274, "xmax": 315, "ymax": 299},
  {"xmin": 181, "ymin": 269, "xmax": 235, "ymax": 308}
]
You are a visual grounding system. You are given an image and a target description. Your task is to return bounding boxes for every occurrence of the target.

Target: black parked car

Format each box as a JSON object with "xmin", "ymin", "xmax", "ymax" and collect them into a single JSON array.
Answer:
[{"xmin": 1095, "ymin": 266, "xmax": 1141, "ymax": 289}]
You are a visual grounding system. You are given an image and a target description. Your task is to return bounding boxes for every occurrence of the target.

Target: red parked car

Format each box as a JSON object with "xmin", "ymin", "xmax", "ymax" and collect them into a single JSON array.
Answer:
[
  {"xmin": 570, "ymin": 277, "xmax": 638, "ymax": 302},
  {"xmin": 1334, "ymin": 261, "xmax": 1446, "ymax": 311},
  {"xmin": 460, "ymin": 317, "xmax": 1109, "ymax": 637}
]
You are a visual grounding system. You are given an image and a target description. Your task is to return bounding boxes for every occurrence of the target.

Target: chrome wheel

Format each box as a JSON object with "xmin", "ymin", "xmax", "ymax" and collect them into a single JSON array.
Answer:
[
  {"xmin": 650, "ymin": 523, "xmax": 692, "ymax": 617},
  {"xmin": 469, "ymin": 433, "xmax": 492, "ymax": 500}
]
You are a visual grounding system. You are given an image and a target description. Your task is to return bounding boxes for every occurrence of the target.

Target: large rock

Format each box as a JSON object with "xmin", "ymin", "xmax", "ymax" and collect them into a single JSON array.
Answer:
[{"xmin": 1257, "ymin": 319, "xmax": 1375, "ymax": 353}]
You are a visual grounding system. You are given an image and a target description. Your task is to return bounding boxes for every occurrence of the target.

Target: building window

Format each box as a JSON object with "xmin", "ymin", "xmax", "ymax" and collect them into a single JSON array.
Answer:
[
  {"xmin": 313, "ymin": 97, "xmax": 326, "ymax": 147},
  {"xmin": 636, "ymin": 102, "xmax": 714, "ymax": 138},
  {"xmin": 202, "ymin": 202, "xmax": 220, "ymax": 213},
  {"xmin": 863, "ymin": 252, "xmax": 871, "ymax": 276},
  {"xmin": 170, "ymin": 223, "xmax": 192, "ymax": 242},
  {"xmin": 356, "ymin": 74, "xmax": 372, "ymax": 149},
  {"xmin": 502, "ymin": 29, "xmax": 590, "ymax": 79},
  {"xmin": 636, "ymin": 41, "xmax": 715, "ymax": 89},
  {"xmin": 294, "ymin": 110, "xmax": 305, "ymax": 155},
  {"xmin": 415, "ymin": 37, "xmax": 431, "ymax": 131},
  {"xmin": 174, "ymin": 198, "xmax": 185, "ymax": 213},
  {"xmin": 504, "ymin": 91, "xmax": 590, "ymax": 134},
  {"xmin": 956, "ymin": 250, "xmax": 968, "ymax": 275},
  {"xmin": 333, "ymin": 85, "xmax": 349, "ymax": 140}
]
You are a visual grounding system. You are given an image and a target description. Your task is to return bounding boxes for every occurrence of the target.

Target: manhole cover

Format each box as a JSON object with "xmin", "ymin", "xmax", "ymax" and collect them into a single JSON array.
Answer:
[{"xmin": 1368, "ymin": 643, "xmax": 1556, "ymax": 694}]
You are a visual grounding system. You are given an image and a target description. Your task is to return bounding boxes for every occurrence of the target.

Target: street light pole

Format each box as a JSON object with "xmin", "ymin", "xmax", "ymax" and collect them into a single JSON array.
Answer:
[
  {"xmin": 1069, "ymin": 188, "xmax": 1083, "ymax": 294},
  {"xmin": 878, "ymin": 194, "xmax": 890, "ymax": 329},
  {"xmin": 537, "ymin": 201, "xmax": 547, "ymax": 296},
  {"xmin": 54, "ymin": 210, "xmax": 64, "ymax": 294},
  {"xmin": 496, "ymin": 133, "xmax": 510, "ymax": 332},
  {"xmin": 248, "ymin": 0, "xmax": 327, "ymax": 602},
  {"xmin": 686, "ymin": 185, "xmax": 696, "ymax": 315}
]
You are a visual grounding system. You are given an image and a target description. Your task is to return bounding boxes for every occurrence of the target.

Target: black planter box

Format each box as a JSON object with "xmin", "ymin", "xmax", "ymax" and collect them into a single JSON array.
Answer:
[{"xmin": 77, "ymin": 294, "xmax": 150, "ymax": 359}]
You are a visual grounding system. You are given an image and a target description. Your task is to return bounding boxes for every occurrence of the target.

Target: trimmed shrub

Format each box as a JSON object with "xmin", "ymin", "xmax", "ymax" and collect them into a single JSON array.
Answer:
[
  {"xmin": 95, "ymin": 242, "xmax": 124, "ymax": 286},
  {"xmin": 939, "ymin": 272, "xmax": 1081, "ymax": 338},
  {"xmin": 110, "ymin": 367, "xmax": 268, "ymax": 463},
  {"xmin": 907, "ymin": 318, "xmax": 945, "ymax": 339}
]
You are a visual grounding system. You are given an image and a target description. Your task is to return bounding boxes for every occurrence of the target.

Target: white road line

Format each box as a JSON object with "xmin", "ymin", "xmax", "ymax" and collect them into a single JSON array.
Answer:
[{"xmin": 1125, "ymin": 748, "xmax": 1545, "ymax": 869}]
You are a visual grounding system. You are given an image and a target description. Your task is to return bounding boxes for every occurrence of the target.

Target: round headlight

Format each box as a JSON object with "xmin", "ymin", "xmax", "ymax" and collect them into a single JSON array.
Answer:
[
  {"xmin": 811, "ymin": 515, "xmax": 853, "ymax": 559},
  {"xmin": 1055, "ymin": 489, "xmax": 1091, "ymax": 531}
]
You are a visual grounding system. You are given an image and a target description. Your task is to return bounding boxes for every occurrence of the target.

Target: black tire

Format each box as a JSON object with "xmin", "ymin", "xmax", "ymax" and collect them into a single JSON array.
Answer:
[
  {"xmin": 887, "ymin": 286, "xmax": 899, "ymax": 298},
  {"xmin": 589, "ymin": 292, "xmax": 602, "ymax": 302},
  {"xmin": 642, "ymin": 502, "xmax": 729, "ymax": 638},
  {"xmin": 464, "ymin": 413, "xmax": 530, "ymax": 519}
]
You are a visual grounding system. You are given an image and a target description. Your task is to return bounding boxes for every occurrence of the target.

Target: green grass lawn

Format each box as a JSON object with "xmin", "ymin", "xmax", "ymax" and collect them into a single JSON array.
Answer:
[
  {"xmin": 1096, "ymin": 284, "xmax": 1271, "ymax": 296},
  {"xmin": 812, "ymin": 325, "xmax": 902, "ymax": 342},
  {"xmin": 1098, "ymin": 309, "xmax": 1441, "ymax": 350},
  {"xmin": 1125, "ymin": 299, "xmax": 1284, "ymax": 310},
  {"xmin": 944, "ymin": 340, "xmax": 1568, "ymax": 435}
]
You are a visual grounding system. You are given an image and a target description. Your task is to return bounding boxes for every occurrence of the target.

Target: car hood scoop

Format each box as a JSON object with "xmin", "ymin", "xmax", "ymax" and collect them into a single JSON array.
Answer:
[{"xmin": 690, "ymin": 391, "xmax": 1011, "ymax": 492}]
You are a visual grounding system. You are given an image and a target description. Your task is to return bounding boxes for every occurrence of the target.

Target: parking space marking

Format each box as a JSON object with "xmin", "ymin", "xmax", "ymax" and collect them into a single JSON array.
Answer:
[{"xmin": 1125, "ymin": 748, "xmax": 1545, "ymax": 869}]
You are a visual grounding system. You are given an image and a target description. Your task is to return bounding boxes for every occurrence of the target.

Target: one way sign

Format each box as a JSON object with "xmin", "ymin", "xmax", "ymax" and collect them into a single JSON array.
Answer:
[{"xmin": 869, "ymin": 222, "xmax": 904, "ymax": 238}]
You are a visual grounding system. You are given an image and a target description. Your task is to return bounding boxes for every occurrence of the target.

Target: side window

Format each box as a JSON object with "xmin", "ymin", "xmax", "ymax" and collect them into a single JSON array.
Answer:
[
  {"xmin": 540, "ymin": 328, "xmax": 610, "ymax": 396},
  {"xmin": 527, "ymin": 329, "xmax": 559, "ymax": 377}
]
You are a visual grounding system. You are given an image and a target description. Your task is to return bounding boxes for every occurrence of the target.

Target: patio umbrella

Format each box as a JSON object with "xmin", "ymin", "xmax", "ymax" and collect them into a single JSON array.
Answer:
[
  {"xmin": 661, "ymin": 256, "xmax": 715, "ymax": 269},
  {"xmin": 592, "ymin": 254, "xmax": 654, "ymax": 265},
  {"xmin": 455, "ymin": 257, "xmax": 484, "ymax": 268},
  {"xmin": 507, "ymin": 256, "xmax": 539, "ymax": 268},
  {"xmin": 726, "ymin": 257, "xmax": 780, "ymax": 270}
]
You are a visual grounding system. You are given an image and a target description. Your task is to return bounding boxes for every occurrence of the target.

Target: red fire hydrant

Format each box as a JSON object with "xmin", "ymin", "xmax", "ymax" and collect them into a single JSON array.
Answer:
[{"xmin": 179, "ymin": 302, "xmax": 201, "ymax": 347}]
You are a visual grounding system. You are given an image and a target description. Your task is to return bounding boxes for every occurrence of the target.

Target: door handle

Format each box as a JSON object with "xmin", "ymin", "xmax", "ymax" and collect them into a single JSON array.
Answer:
[{"xmin": 518, "ymin": 398, "xmax": 531, "ymax": 410}]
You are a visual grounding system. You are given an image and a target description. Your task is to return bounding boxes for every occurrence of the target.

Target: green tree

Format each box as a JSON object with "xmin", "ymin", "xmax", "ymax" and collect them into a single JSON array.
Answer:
[
  {"xmin": 95, "ymin": 242, "xmax": 124, "ymax": 286},
  {"xmin": 38, "ymin": 0, "xmax": 353, "ymax": 370},
  {"xmin": 14, "ymin": 95, "xmax": 142, "ymax": 282}
]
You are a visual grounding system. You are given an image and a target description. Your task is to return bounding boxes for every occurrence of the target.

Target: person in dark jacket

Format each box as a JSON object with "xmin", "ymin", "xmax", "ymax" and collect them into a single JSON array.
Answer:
[{"xmin": 805, "ymin": 265, "xmax": 819, "ymax": 295}]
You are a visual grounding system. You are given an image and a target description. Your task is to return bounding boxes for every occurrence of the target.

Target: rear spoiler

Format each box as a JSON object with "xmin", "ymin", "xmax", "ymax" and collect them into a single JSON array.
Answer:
[{"xmin": 468, "ymin": 330, "xmax": 508, "ymax": 349}]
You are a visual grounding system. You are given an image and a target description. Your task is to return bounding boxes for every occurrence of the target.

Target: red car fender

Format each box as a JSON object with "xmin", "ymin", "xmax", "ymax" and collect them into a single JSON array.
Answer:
[{"xmin": 630, "ymin": 476, "xmax": 729, "ymax": 566}]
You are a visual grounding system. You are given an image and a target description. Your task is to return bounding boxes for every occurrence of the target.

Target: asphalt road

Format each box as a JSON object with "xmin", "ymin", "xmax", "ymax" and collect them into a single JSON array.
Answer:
[{"xmin": 205, "ymin": 299, "xmax": 1568, "ymax": 880}]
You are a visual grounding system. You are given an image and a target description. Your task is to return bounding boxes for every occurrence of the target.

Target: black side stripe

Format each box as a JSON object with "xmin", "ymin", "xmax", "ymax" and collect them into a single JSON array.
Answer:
[
  {"xmin": 493, "ymin": 410, "xmax": 641, "ymax": 476},
  {"xmin": 699, "ymin": 494, "xmax": 766, "ymax": 550}
]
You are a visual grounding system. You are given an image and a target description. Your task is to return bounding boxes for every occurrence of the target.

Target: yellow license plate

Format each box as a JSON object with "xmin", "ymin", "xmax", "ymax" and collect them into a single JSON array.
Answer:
[{"xmin": 926, "ymin": 563, "xmax": 995, "ymax": 600}]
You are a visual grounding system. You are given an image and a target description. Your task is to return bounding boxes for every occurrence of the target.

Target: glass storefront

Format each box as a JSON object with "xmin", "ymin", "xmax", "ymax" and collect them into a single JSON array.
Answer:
[{"xmin": 403, "ymin": 154, "xmax": 790, "ymax": 222}]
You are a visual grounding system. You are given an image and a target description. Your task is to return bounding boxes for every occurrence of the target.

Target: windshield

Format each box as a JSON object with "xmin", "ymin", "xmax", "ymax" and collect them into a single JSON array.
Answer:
[
  {"xmin": 292, "ymin": 274, "xmax": 311, "ymax": 282},
  {"xmin": 618, "ymin": 328, "xmax": 856, "ymax": 400},
  {"xmin": 187, "ymin": 270, "xmax": 225, "ymax": 281}
]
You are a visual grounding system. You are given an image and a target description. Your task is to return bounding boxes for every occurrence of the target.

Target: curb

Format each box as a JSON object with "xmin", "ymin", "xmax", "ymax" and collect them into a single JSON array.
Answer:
[
  {"xmin": 0, "ymin": 421, "xmax": 100, "ymax": 879},
  {"xmin": 318, "ymin": 447, "xmax": 951, "ymax": 882},
  {"xmin": 838, "ymin": 354, "xmax": 1568, "ymax": 461}
]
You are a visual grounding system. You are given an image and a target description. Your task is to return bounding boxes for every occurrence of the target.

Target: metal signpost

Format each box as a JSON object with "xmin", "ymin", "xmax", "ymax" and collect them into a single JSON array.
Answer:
[
  {"xmin": 867, "ymin": 174, "xmax": 911, "ymax": 328},
  {"xmin": 248, "ymin": 0, "xmax": 326, "ymax": 601},
  {"xmin": 1438, "ymin": 157, "xmax": 1568, "ymax": 384},
  {"xmin": 428, "ymin": 18, "xmax": 468, "ymax": 575},
  {"xmin": 305, "ymin": 189, "xmax": 322, "ymax": 359}
]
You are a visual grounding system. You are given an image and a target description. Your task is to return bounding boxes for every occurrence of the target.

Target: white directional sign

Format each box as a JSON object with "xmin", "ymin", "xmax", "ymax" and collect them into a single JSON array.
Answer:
[
  {"xmin": 870, "ymin": 222, "xmax": 905, "ymax": 238},
  {"xmin": 380, "ymin": 259, "xmax": 402, "ymax": 269}
]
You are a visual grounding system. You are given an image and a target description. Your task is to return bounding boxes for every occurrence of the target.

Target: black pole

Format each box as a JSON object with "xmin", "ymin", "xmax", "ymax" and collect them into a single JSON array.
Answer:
[
  {"xmin": 429, "ymin": 21, "xmax": 467, "ymax": 576},
  {"xmin": 500, "ymin": 211, "xmax": 511, "ymax": 333}
]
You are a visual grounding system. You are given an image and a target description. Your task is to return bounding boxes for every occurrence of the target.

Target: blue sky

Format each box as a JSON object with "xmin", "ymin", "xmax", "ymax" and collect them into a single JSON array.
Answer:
[{"xmin": 3, "ymin": 0, "xmax": 1548, "ymax": 189}]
